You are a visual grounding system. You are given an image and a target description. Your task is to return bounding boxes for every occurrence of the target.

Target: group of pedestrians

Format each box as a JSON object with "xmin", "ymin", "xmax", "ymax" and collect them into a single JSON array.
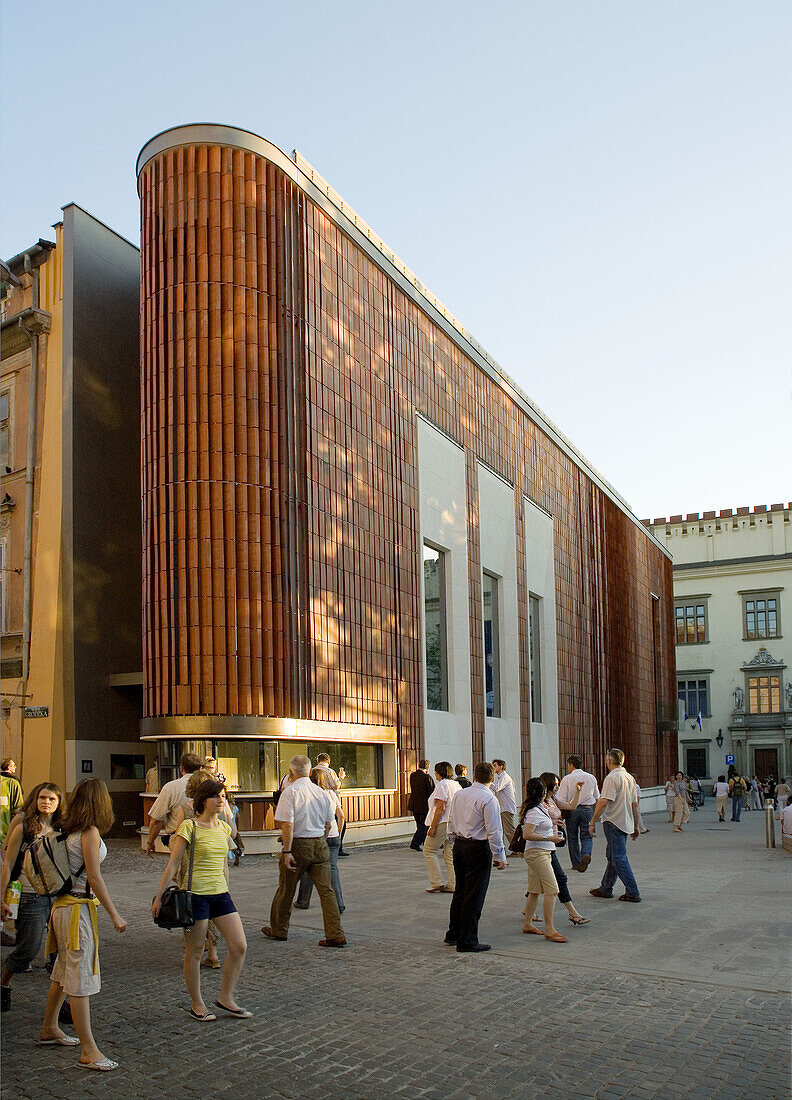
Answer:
[{"xmin": 409, "ymin": 748, "xmax": 642, "ymax": 953}]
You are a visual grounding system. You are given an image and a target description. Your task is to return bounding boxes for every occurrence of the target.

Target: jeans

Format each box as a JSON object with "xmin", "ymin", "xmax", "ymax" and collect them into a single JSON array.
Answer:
[
  {"xmin": 731, "ymin": 795, "xmax": 743, "ymax": 822},
  {"xmin": 600, "ymin": 821, "xmax": 640, "ymax": 898},
  {"xmin": 296, "ymin": 837, "xmax": 345, "ymax": 912},
  {"xmin": 410, "ymin": 812, "xmax": 429, "ymax": 850},
  {"xmin": 550, "ymin": 850, "xmax": 570, "ymax": 904},
  {"xmin": 567, "ymin": 805, "xmax": 593, "ymax": 867},
  {"xmin": 5, "ymin": 893, "xmax": 53, "ymax": 974}
]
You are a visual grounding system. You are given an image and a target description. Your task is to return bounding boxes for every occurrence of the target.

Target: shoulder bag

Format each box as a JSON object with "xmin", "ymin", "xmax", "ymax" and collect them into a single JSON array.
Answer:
[{"xmin": 154, "ymin": 823, "xmax": 196, "ymax": 929}]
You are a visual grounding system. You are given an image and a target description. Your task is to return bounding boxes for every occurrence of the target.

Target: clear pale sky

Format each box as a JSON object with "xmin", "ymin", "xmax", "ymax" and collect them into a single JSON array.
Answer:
[{"xmin": 2, "ymin": 1, "xmax": 790, "ymax": 519}]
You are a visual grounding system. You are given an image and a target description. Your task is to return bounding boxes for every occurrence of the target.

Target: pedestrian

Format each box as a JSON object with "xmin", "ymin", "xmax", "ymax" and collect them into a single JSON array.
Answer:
[
  {"xmin": 663, "ymin": 776, "xmax": 676, "ymax": 823},
  {"xmin": 444, "ymin": 761, "xmax": 507, "ymax": 953},
  {"xmin": 423, "ymin": 762, "xmax": 460, "ymax": 893},
  {"xmin": 144, "ymin": 757, "xmax": 159, "ymax": 794},
  {"xmin": 169, "ymin": 768, "xmax": 223, "ymax": 969},
  {"xmin": 203, "ymin": 757, "xmax": 227, "ymax": 785},
  {"xmin": 749, "ymin": 776, "xmax": 762, "ymax": 811},
  {"xmin": 634, "ymin": 784, "xmax": 650, "ymax": 833},
  {"xmin": 40, "ymin": 778, "xmax": 127, "ymax": 1071},
  {"xmin": 152, "ymin": 777, "xmax": 250, "ymax": 1021},
  {"xmin": 226, "ymin": 792, "xmax": 245, "ymax": 866},
  {"xmin": 145, "ymin": 752, "xmax": 202, "ymax": 854},
  {"xmin": 775, "ymin": 777, "xmax": 790, "ymax": 810},
  {"xmin": 536, "ymin": 772, "xmax": 590, "ymax": 928},
  {"xmin": 672, "ymin": 772, "xmax": 691, "ymax": 833},
  {"xmin": 314, "ymin": 753, "xmax": 348, "ymax": 856},
  {"xmin": 688, "ymin": 774, "xmax": 702, "ymax": 811},
  {"xmin": 1, "ymin": 759, "xmax": 24, "ymax": 848},
  {"xmin": 729, "ymin": 774, "xmax": 746, "ymax": 822},
  {"xmin": 294, "ymin": 766, "xmax": 346, "ymax": 914},
  {"xmin": 261, "ymin": 756, "xmax": 346, "ymax": 948},
  {"xmin": 775, "ymin": 800, "xmax": 792, "ymax": 839},
  {"xmin": 491, "ymin": 759, "xmax": 518, "ymax": 852},
  {"xmin": 713, "ymin": 775, "xmax": 729, "ymax": 822},
  {"xmin": 520, "ymin": 777, "xmax": 567, "ymax": 942},
  {"xmin": 764, "ymin": 776, "xmax": 777, "ymax": 808},
  {"xmin": 555, "ymin": 755, "xmax": 600, "ymax": 871},
  {"xmin": 454, "ymin": 764, "xmax": 472, "ymax": 789},
  {"xmin": 407, "ymin": 758, "xmax": 434, "ymax": 851},
  {"xmin": 0, "ymin": 782, "xmax": 63, "ymax": 1013},
  {"xmin": 588, "ymin": 749, "xmax": 641, "ymax": 904}
]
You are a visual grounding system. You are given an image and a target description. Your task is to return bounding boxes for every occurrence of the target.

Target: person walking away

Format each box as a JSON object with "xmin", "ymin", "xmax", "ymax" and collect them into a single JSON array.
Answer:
[
  {"xmin": 0, "ymin": 760, "xmax": 24, "ymax": 947},
  {"xmin": 407, "ymin": 759, "xmax": 434, "ymax": 851},
  {"xmin": 555, "ymin": 755, "xmax": 600, "ymax": 871},
  {"xmin": 672, "ymin": 772, "xmax": 691, "ymax": 832},
  {"xmin": 152, "ymin": 777, "xmax": 249, "ymax": 1021},
  {"xmin": 520, "ymin": 777, "xmax": 567, "ymax": 942},
  {"xmin": 444, "ymin": 762, "xmax": 506, "ymax": 953},
  {"xmin": 713, "ymin": 776, "xmax": 729, "ymax": 822},
  {"xmin": 261, "ymin": 756, "xmax": 346, "ymax": 947},
  {"xmin": 144, "ymin": 758, "xmax": 159, "ymax": 794},
  {"xmin": 634, "ymin": 784, "xmax": 649, "ymax": 833},
  {"xmin": 729, "ymin": 775, "xmax": 745, "ymax": 822},
  {"xmin": 663, "ymin": 776, "xmax": 676, "ymax": 823},
  {"xmin": 294, "ymin": 767, "xmax": 346, "ymax": 914},
  {"xmin": 454, "ymin": 764, "xmax": 472, "ymax": 789},
  {"xmin": 314, "ymin": 753, "xmax": 349, "ymax": 855},
  {"xmin": 748, "ymin": 777, "xmax": 762, "ymax": 811},
  {"xmin": 39, "ymin": 778, "xmax": 127, "ymax": 1071},
  {"xmin": 536, "ymin": 772, "xmax": 589, "ymax": 928},
  {"xmin": 145, "ymin": 753, "xmax": 202, "ymax": 854},
  {"xmin": 588, "ymin": 749, "xmax": 641, "ymax": 903},
  {"xmin": 0, "ymin": 783, "xmax": 63, "ymax": 1013},
  {"xmin": 491, "ymin": 760, "xmax": 518, "ymax": 853},
  {"xmin": 423, "ymin": 762, "xmax": 460, "ymax": 893},
  {"xmin": 688, "ymin": 774, "xmax": 702, "ymax": 811}
]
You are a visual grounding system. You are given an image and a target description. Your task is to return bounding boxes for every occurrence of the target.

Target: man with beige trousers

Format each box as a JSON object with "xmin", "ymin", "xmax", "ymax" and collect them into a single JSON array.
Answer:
[{"xmin": 423, "ymin": 762, "xmax": 461, "ymax": 892}]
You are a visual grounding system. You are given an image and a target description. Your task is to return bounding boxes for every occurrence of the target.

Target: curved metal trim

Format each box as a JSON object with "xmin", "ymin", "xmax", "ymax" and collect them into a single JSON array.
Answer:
[
  {"xmin": 139, "ymin": 714, "xmax": 397, "ymax": 744},
  {"xmin": 136, "ymin": 123, "xmax": 298, "ymax": 182}
]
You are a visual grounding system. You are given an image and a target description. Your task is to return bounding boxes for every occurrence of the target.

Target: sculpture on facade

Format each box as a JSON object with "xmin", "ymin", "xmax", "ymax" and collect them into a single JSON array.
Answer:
[{"xmin": 732, "ymin": 686, "xmax": 744, "ymax": 711}]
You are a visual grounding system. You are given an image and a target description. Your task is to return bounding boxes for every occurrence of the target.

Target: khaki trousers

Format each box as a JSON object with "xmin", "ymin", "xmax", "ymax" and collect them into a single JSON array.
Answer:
[
  {"xmin": 270, "ymin": 837, "xmax": 344, "ymax": 941},
  {"xmin": 500, "ymin": 811, "xmax": 516, "ymax": 851},
  {"xmin": 673, "ymin": 796, "xmax": 690, "ymax": 827},
  {"xmin": 423, "ymin": 822, "xmax": 454, "ymax": 888}
]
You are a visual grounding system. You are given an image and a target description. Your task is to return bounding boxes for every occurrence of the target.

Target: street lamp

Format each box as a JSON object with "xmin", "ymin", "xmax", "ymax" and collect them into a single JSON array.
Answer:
[{"xmin": 715, "ymin": 729, "xmax": 724, "ymax": 748}]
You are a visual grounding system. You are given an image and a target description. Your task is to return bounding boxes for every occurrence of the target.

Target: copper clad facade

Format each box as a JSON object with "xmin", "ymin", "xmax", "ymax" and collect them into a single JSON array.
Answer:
[{"xmin": 138, "ymin": 128, "xmax": 676, "ymax": 803}]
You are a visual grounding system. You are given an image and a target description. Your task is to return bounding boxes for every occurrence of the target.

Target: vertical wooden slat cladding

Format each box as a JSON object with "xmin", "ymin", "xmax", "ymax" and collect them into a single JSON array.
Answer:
[{"xmin": 139, "ymin": 133, "xmax": 676, "ymax": 805}]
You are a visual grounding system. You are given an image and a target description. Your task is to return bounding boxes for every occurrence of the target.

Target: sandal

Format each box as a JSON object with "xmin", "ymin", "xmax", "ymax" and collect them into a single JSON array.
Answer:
[
  {"xmin": 522, "ymin": 926, "xmax": 544, "ymax": 935},
  {"xmin": 77, "ymin": 1059, "xmax": 119, "ymax": 1071},
  {"xmin": 201, "ymin": 958, "xmax": 221, "ymax": 969},
  {"xmin": 568, "ymin": 915, "xmax": 590, "ymax": 926},
  {"xmin": 37, "ymin": 1035, "xmax": 80, "ymax": 1046},
  {"xmin": 544, "ymin": 931, "xmax": 568, "ymax": 943}
]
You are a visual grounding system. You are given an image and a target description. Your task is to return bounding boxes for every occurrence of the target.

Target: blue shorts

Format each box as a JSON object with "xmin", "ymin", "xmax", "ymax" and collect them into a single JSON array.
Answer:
[{"xmin": 191, "ymin": 892, "xmax": 236, "ymax": 921}]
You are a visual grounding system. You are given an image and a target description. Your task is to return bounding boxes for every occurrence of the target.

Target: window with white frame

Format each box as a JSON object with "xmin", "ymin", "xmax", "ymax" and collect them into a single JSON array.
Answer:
[{"xmin": 747, "ymin": 674, "xmax": 781, "ymax": 714}]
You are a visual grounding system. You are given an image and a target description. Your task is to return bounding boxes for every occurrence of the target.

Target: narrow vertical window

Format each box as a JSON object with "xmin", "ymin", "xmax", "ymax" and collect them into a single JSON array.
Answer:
[
  {"xmin": 0, "ymin": 390, "xmax": 10, "ymax": 473},
  {"xmin": 423, "ymin": 545, "xmax": 448, "ymax": 711},
  {"xmin": 482, "ymin": 571, "xmax": 501, "ymax": 718},
  {"xmin": 529, "ymin": 594, "xmax": 542, "ymax": 722}
]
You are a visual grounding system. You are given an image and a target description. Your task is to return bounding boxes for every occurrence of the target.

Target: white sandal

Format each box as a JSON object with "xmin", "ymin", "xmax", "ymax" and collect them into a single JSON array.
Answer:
[{"xmin": 77, "ymin": 1058, "xmax": 119, "ymax": 1072}]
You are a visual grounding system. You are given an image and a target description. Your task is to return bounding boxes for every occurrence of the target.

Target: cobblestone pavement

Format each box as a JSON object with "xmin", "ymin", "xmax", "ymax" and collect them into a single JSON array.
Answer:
[{"xmin": 2, "ymin": 808, "xmax": 790, "ymax": 1099}]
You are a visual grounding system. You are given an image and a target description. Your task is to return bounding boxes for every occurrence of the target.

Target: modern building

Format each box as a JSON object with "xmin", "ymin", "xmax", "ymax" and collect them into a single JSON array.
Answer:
[
  {"xmin": 1, "ymin": 206, "xmax": 146, "ymax": 832},
  {"xmin": 646, "ymin": 505, "xmax": 792, "ymax": 783},
  {"xmin": 135, "ymin": 124, "xmax": 677, "ymax": 844}
]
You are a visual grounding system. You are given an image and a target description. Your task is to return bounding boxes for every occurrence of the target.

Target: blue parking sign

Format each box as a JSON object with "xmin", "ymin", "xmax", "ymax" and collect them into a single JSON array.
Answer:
[{"xmin": 725, "ymin": 754, "xmax": 735, "ymax": 765}]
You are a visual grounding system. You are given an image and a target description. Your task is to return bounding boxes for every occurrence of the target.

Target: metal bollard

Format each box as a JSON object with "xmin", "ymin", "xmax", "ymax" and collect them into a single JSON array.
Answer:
[{"xmin": 765, "ymin": 799, "xmax": 776, "ymax": 848}]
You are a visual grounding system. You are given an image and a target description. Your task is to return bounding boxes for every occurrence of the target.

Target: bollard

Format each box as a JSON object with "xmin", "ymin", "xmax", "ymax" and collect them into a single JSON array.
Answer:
[{"xmin": 765, "ymin": 799, "xmax": 776, "ymax": 848}]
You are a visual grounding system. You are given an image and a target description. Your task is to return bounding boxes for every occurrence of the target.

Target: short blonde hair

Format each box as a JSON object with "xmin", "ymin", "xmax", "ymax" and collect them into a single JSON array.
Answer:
[{"xmin": 187, "ymin": 769, "xmax": 214, "ymax": 798}]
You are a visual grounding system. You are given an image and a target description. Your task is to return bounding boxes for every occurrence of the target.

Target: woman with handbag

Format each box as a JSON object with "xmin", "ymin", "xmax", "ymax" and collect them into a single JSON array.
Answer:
[
  {"xmin": 0, "ymin": 782, "xmax": 63, "ymax": 1014},
  {"xmin": 151, "ymin": 777, "xmax": 250, "ymax": 1022},
  {"xmin": 170, "ymin": 768, "xmax": 223, "ymax": 969},
  {"xmin": 537, "ymin": 772, "xmax": 590, "ymax": 928},
  {"xmin": 39, "ymin": 778, "xmax": 127, "ymax": 1071},
  {"xmin": 520, "ymin": 777, "xmax": 568, "ymax": 943}
]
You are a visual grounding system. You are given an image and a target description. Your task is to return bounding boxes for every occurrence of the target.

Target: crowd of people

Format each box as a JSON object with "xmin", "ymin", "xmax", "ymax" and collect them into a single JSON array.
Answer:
[{"xmin": 1, "ymin": 742, "xmax": 788, "ymax": 1071}]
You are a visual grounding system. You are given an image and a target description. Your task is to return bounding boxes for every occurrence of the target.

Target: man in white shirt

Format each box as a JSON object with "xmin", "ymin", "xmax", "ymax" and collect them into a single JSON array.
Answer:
[
  {"xmin": 555, "ymin": 755, "xmax": 600, "ymax": 872},
  {"xmin": 444, "ymin": 762, "xmax": 507, "ymax": 953},
  {"xmin": 491, "ymin": 760, "xmax": 518, "ymax": 854},
  {"xmin": 145, "ymin": 753, "xmax": 202, "ymax": 855},
  {"xmin": 262, "ymin": 756, "xmax": 346, "ymax": 947},
  {"xmin": 588, "ymin": 748, "xmax": 641, "ymax": 903}
]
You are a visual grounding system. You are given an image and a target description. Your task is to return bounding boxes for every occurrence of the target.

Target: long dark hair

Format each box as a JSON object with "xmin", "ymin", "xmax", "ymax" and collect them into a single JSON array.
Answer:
[
  {"xmin": 22, "ymin": 782, "xmax": 63, "ymax": 838},
  {"xmin": 519, "ymin": 777, "xmax": 546, "ymax": 820}
]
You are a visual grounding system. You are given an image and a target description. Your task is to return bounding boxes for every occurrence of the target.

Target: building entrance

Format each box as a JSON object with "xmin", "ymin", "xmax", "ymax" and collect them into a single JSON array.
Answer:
[{"xmin": 753, "ymin": 747, "xmax": 779, "ymax": 779}]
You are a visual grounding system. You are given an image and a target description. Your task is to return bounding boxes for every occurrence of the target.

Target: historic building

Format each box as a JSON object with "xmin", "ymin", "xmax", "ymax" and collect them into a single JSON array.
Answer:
[
  {"xmin": 646, "ymin": 505, "xmax": 792, "ymax": 783},
  {"xmin": 1, "ymin": 207, "xmax": 145, "ymax": 831},
  {"xmin": 136, "ymin": 124, "xmax": 677, "ymax": 844}
]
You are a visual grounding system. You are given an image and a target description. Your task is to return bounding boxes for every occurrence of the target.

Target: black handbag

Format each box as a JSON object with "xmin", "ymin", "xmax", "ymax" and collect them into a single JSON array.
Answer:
[
  {"xmin": 509, "ymin": 823, "xmax": 526, "ymax": 854},
  {"xmin": 555, "ymin": 823, "xmax": 567, "ymax": 848},
  {"xmin": 154, "ymin": 824, "xmax": 196, "ymax": 929}
]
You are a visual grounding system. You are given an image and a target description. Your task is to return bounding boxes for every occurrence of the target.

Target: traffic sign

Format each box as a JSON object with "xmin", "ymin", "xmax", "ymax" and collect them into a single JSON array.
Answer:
[{"xmin": 725, "ymin": 754, "xmax": 735, "ymax": 765}]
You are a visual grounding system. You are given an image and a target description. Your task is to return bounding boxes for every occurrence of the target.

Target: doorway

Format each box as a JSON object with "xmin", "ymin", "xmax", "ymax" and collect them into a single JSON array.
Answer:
[{"xmin": 753, "ymin": 747, "xmax": 779, "ymax": 778}]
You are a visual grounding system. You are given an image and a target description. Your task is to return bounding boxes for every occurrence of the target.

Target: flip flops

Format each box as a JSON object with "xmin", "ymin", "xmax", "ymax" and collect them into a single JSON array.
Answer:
[
  {"xmin": 568, "ymin": 915, "xmax": 590, "ymax": 926},
  {"xmin": 77, "ymin": 1058, "xmax": 119, "ymax": 1071},
  {"xmin": 36, "ymin": 1035, "xmax": 80, "ymax": 1047}
]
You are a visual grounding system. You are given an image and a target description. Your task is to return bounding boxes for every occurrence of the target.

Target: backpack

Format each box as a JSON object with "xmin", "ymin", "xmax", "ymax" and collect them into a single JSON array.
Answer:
[
  {"xmin": 731, "ymin": 779, "xmax": 744, "ymax": 797},
  {"xmin": 19, "ymin": 829, "xmax": 87, "ymax": 898}
]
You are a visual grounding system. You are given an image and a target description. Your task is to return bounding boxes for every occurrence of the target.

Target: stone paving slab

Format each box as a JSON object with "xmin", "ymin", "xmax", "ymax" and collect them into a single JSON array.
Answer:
[{"xmin": 2, "ymin": 806, "xmax": 790, "ymax": 1099}]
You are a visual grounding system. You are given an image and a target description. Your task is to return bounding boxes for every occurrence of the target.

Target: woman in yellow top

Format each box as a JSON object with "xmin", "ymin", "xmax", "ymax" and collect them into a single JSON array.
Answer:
[{"xmin": 151, "ymin": 777, "xmax": 249, "ymax": 1022}]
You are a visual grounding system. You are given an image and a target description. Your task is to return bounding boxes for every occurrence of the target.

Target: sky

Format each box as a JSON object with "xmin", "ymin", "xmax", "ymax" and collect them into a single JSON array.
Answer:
[{"xmin": 2, "ymin": 0, "xmax": 790, "ymax": 520}]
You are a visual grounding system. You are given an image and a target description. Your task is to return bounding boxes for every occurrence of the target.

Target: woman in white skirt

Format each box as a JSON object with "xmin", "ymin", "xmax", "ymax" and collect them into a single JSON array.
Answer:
[
  {"xmin": 664, "ymin": 776, "xmax": 676, "ymax": 823},
  {"xmin": 40, "ymin": 778, "xmax": 127, "ymax": 1071}
]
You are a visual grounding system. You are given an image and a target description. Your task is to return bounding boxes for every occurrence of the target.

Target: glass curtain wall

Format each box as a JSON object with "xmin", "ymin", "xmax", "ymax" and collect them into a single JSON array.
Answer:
[
  {"xmin": 423, "ymin": 545, "xmax": 448, "ymax": 711},
  {"xmin": 483, "ymin": 572, "xmax": 501, "ymax": 718}
]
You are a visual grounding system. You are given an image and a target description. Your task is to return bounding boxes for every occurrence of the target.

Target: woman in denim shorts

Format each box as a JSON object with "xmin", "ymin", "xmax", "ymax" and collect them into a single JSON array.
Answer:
[{"xmin": 152, "ymin": 777, "xmax": 250, "ymax": 1022}]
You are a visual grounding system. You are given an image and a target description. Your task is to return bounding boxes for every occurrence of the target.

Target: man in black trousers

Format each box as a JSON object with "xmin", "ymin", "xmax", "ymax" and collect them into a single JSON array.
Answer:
[
  {"xmin": 444, "ymin": 761, "xmax": 507, "ymax": 953},
  {"xmin": 407, "ymin": 758, "xmax": 435, "ymax": 851}
]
